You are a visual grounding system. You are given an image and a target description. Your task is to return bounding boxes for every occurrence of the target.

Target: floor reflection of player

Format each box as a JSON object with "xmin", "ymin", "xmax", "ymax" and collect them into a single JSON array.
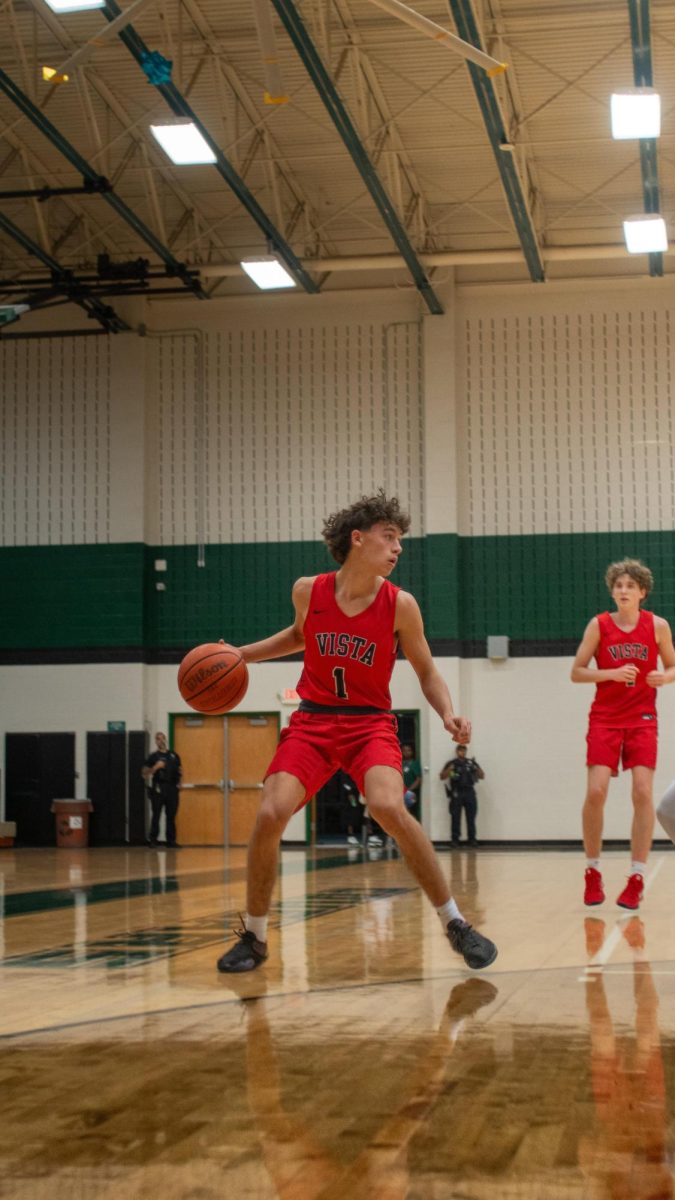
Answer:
[
  {"xmin": 243, "ymin": 979, "xmax": 498, "ymax": 1199},
  {"xmin": 580, "ymin": 918, "xmax": 672, "ymax": 1200}
]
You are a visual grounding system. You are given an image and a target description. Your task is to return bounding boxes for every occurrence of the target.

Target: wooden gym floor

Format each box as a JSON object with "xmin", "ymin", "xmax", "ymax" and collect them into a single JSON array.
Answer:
[{"xmin": 1, "ymin": 844, "xmax": 675, "ymax": 1199}]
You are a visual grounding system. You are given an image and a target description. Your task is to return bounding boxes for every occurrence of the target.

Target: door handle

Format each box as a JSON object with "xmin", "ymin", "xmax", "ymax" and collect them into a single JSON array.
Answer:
[
  {"xmin": 180, "ymin": 782, "xmax": 225, "ymax": 790},
  {"xmin": 228, "ymin": 780, "xmax": 264, "ymax": 791}
]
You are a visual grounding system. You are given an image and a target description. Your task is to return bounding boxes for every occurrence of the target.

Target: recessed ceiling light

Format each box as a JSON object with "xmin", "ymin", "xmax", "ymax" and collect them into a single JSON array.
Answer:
[
  {"xmin": 623, "ymin": 214, "xmax": 668, "ymax": 254},
  {"xmin": 611, "ymin": 88, "xmax": 661, "ymax": 139},
  {"xmin": 240, "ymin": 256, "xmax": 297, "ymax": 290},
  {"xmin": 0, "ymin": 304, "xmax": 29, "ymax": 326},
  {"xmin": 43, "ymin": 0, "xmax": 106, "ymax": 12},
  {"xmin": 149, "ymin": 122, "xmax": 217, "ymax": 165}
]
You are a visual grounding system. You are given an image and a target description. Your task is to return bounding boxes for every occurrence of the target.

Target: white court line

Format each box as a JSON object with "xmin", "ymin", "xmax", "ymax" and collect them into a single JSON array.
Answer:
[
  {"xmin": 577, "ymin": 857, "xmax": 665, "ymax": 981},
  {"xmin": 580, "ymin": 969, "xmax": 675, "ymax": 976}
]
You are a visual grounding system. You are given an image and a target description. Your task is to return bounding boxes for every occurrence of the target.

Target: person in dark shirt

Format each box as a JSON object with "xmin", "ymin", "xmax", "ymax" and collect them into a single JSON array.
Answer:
[
  {"xmin": 440, "ymin": 745, "xmax": 484, "ymax": 847},
  {"xmin": 142, "ymin": 731, "xmax": 182, "ymax": 848}
]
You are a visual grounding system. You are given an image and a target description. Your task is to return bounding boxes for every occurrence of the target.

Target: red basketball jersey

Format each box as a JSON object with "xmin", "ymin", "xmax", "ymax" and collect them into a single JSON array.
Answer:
[
  {"xmin": 589, "ymin": 609, "xmax": 658, "ymax": 728},
  {"xmin": 297, "ymin": 573, "xmax": 399, "ymax": 709}
]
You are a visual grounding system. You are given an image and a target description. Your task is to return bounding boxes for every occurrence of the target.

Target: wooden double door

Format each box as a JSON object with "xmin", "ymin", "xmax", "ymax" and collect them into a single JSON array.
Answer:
[{"xmin": 172, "ymin": 713, "xmax": 279, "ymax": 846}]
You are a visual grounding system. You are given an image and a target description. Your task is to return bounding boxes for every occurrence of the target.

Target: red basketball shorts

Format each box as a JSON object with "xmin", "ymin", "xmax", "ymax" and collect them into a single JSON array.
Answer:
[
  {"xmin": 586, "ymin": 720, "xmax": 658, "ymax": 773},
  {"xmin": 265, "ymin": 710, "xmax": 403, "ymax": 808}
]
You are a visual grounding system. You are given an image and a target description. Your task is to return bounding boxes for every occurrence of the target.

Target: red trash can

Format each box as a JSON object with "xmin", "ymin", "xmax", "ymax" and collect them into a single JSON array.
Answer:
[{"xmin": 51, "ymin": 799, "xmax": 94, "ymax": 848}]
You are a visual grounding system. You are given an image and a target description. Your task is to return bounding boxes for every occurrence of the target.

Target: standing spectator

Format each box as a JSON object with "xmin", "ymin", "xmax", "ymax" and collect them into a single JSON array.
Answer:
[
  {"xmin": 142, "ymin": 731, "xmax": 182, "ymax": 848},
  {"xmin": 440, "ymin": 746, "xmax": 484, "ymax": 847},
  {"xmin": 401, "ymin": 743, "xmax": 422, "ymax": 815}
]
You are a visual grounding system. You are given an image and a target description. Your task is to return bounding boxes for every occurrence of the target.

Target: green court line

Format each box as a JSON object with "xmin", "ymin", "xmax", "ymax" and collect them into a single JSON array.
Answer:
[
  {"xmin": 0, "ymin": 886, "xmax": 415, "ymax": 969},
  {"xmin": 0, "ymin": 848, "xmax": 383, "ymax": 919}
]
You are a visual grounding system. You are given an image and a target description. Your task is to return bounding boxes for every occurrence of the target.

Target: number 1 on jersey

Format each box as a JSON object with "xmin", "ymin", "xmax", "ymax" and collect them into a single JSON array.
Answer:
[{"xmin": 332, "ymin": 666, "xmax": 348, "ymax": 700}]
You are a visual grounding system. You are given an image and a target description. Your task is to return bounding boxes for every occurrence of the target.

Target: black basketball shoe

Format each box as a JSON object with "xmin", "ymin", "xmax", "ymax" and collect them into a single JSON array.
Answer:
[
  {"xmin": 447, "ymin": 919, "xmax": 498, "ymax": 970},
  {"xmin": 217, "ymin": 927, "xmax": 268, "ymax": 973}
]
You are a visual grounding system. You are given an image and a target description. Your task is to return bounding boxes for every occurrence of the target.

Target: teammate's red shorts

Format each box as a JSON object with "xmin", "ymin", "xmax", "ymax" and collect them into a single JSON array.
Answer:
[
  {"xmin": 586, "ymin": 721, "xmax": 657, "ymax": 773},
  {"xmin": 265, "ymin": 709, "xmax": 402, "ymax": 808}
]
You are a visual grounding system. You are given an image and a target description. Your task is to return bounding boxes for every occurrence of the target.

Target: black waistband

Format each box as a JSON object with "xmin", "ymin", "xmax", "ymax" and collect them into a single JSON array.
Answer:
[{"xmin": 298, "ymin": 700, "xmax": 390, "ymax": 716}]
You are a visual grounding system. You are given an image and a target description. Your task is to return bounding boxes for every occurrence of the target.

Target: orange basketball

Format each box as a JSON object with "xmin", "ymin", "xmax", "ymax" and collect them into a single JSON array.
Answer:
[{"xmin": 177, "ymin": 642, "xmax": 248, "ymax": 714}]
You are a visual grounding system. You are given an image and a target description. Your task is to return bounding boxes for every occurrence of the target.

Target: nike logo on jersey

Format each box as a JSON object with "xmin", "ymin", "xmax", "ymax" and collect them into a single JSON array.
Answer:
[
  {"xmin": 315, "ymin": 631, "xmax": 376, "ymax": 665},
  {"xmin": 312, "ymin": 609, "xmax": 328, "ymax": 614}
]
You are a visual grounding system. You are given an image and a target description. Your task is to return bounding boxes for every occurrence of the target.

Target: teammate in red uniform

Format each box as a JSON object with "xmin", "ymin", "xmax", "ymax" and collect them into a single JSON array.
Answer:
[
  {"xmin": 217, "ymin": 492, "xmax": 497, "ymax": 973},
  {"xmin": 571, "ymin": 559, "xmax": 675, "ymax": 910}
]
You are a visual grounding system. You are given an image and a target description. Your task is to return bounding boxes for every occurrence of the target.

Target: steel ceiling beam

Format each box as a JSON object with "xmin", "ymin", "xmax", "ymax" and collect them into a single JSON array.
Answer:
[
  {"xmin": 446, "ymin": 0, "xmax": 545, "ymax": 282},
  {"xmin": 0, "ymin": 210, "xmax": 128, "ymax": 331},
  {"xmin": 27, "ymin": 0, "xmax": 230, "ymax": 266},
  {"xmin": 0, "ymin": 67, "xmax": 205, "ymax": 298},
  {"xmin": 627, "ymin": 0, "xmax": 662, "ymax": 277},
  {"xmin": 101, "ymin": 0, "xmax": 319, "ymax": 294},
  {"xmin": 270, "ymin": 0, "xmax": 443, "ymax": 315}
]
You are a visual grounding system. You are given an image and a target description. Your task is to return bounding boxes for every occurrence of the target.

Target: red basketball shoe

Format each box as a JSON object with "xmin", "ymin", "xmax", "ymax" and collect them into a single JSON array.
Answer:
[
  {"xmin": 616, "ymin": 873, "xmax": 644, "ymax": 910},
  {"xmin": 584, "ymin": 867, "xmax": 605, "ymax": 906}
]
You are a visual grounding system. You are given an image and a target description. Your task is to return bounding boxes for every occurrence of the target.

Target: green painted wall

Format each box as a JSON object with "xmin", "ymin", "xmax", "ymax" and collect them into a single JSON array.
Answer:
[
  {"xmin": 144, "ymin": 537, "xmax": 431, "ymax": 649},
  {"xmin": 460, "ymin": 531, "xmax": 675, "ymax": 641},
  {"xmin": 2, "ymin": 531, "xmax": 674, "ymax": 654},
  {"xmin": 1, "ymin": 545, "xmax": 144, "ymax": 648}
]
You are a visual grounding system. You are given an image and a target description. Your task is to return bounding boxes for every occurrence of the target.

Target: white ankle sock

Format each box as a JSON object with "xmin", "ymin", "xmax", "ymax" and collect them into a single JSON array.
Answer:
[
  {"xmin": 586, "ymin": 859, "xmax": 601, "ymax": 871},
  {"xmin": 436, "ymin": 898, "xmax": 463, "ymax": 930},
  {"xmin": 245, "ymin": 913, "xmax": 268, "ymax": 942},
  {"xmin": 630, "ymin": 861, "xmax": 647, "ymax": 877}
]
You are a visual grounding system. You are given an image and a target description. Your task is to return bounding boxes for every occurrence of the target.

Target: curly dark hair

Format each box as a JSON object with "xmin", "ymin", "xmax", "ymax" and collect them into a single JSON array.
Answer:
[{"xmin": 322, "ymin": 490, "xmax": 411, "ymax": 564}]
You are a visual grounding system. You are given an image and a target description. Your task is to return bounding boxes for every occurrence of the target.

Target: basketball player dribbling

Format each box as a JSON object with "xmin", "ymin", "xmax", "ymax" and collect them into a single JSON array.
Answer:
[
  {"xmin": 217, "ymin": 492, "xmax": 497, "ymax": 973},
  {"xmin": 571, "ymin": 559, "xmax": 675, "ymax": 910}
]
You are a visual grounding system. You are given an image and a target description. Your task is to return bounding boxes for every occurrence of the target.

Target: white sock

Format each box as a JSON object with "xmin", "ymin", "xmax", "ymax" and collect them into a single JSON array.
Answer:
[
  {"xmin": 586, "ymin": 858, "xmax": 601, "ymax": 871},
  {"xmin": 437, "ymin": 898, "xmax": 463, "ymax": 930},
  {"xmin": 245, "ymin": 913, "xmax": 268, "ymax": 942},
  {"xmin": 630, "ymin": 861, "xmax": 647, "ymax": 877}
]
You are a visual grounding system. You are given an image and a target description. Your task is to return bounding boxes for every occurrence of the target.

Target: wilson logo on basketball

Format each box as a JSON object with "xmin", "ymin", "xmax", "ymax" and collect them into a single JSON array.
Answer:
[{"xmin": 188, "ymin": 661, "xmax": 227, "ymax": 685}]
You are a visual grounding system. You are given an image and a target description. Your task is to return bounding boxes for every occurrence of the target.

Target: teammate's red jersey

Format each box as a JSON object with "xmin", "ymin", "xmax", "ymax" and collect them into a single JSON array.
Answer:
[
  {"xmin": 589, "ymin": 609, "xmax": 658, "ymax": 728},
  {"xmin": 296, "ymin": 573, "xmax": 399, "ymax": 709}
]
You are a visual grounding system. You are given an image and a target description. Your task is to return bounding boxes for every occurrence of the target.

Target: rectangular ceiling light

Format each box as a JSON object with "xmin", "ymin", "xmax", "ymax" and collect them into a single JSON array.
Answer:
[
  {"xmin": 611, "ymin": 88, "xmax": 661, "ymax": 139},
  {"xmin": 623, "ymin": 214, "xmax": 668, "ymax": 254},
  {"xmin": 0, "ymin": 304, "xmax": 29, "ymax": 325},
  {"xmin": 149, "ymin": 122, "xmax": 216, "ymax": 165},
  {"xmin": 43, "ymin": 0, "xmax": 106, "ymax": 11},
  {"xmin": 240, "ymin": 256, "xmax": 297, "ymax": 290}
]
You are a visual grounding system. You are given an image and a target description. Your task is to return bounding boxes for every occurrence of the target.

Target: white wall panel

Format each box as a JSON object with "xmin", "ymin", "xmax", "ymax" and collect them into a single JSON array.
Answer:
[
  {"xmin": 459, "ymin": 297, "xmax": 675, "ymax": 536},
  {"xmin": 0, "ymin": 338, "xmax": 112, "ymax": 545},
  {"xmin": 145, "ymin": 317, "xmax": 424, "ymax": 545},
  {"xmin": 0, "ymin": 332, "xmax": 145, "ymax": 545}
]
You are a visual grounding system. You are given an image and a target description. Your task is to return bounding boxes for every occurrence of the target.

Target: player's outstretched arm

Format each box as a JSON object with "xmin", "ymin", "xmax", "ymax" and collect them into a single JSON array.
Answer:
[
  {"xmin": 234, "ymin": 577, "xmax": 311, "ymax": 663},
  {"xmin": 570, "ymin": 617, "xmax": 637, "ymax": 684},
  {"xmin": 397, "ymin": 591, "xmax": 471, "ymax": 743},
  {"xmin": 647, "ymin": 617, "xmax": 675, "ymax": 687}
]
